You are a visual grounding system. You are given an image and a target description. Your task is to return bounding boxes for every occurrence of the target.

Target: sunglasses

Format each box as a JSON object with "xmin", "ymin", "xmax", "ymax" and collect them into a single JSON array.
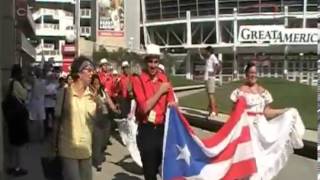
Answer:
[
  {"xmin": 82, "ymin": 67, "xmax": 94, "ymax": 73},
  {"xmin": 147, "ymin": 60, "xmax": 159, "ymax": 64}
]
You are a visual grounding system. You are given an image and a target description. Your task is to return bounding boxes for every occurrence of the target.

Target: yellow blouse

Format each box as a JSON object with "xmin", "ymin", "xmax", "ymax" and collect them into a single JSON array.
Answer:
[{"xmin": 56, "ymin": 85, "xmax": 97, "ymax": 159}]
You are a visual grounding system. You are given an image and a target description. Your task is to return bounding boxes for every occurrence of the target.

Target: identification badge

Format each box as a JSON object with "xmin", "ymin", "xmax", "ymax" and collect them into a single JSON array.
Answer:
[{"xmin": 148, "ymin": 110, "xmax": 156, "ymax": 123}]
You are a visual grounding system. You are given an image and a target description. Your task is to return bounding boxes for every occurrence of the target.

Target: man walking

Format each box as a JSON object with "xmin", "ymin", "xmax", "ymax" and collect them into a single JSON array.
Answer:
[{"xmin": 132, "ymin": 44, "xmax": 176, "ymax": 180}]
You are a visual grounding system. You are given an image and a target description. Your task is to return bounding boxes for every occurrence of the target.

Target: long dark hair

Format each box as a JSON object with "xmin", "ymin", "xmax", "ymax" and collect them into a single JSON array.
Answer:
[
  {"xmin": 244, "ymin": 62, "xmax": 256, "ymax": 75},
  {"xmin": 11, "ymin": 64, "xmax": 23, "ymax": 81},
  {"xmin": 91, "ymin": 74, "xmax": 105, "ymax": 97}
]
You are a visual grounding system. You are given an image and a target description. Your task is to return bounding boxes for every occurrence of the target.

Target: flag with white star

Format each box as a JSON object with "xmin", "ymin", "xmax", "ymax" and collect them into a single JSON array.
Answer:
[{"xmin": 162, "ymin": 97, "xmax": 257, "ymax": 180}]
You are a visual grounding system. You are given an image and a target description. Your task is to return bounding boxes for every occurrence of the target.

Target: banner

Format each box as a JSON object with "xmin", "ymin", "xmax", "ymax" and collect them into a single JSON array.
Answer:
[
  {"xmin": 98, "ymin": 0, "xmax": 124, "ymax": 37},
  {"xmin": 238, "ymin": 25, "xmax": 318, "ymax": 44}
]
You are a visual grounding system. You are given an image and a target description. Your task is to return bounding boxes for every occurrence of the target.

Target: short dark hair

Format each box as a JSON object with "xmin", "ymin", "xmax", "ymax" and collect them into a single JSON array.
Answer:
[
  {"xmin": 244, "ymin": 62, "xmax": 256, "ymax": 74},
  {"xmin": 205, "ymin": 46, "xmax": 214, "ymax": 54},
  {"xmin": 70, "ymin": 56, "xmax": 94, "ymax": 80},
  {"xmin": 144, "ymin": 54, "xmax": 160, "ymax": 62}
]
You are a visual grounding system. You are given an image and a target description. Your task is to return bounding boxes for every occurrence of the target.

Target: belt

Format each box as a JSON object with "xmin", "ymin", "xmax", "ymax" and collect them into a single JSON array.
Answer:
[
  {"xmin": 247, "ymin": 112, "xmax": 264, "ymax": 116},
  {"xmin": 140, "ymin": 122, "xmax": 164, "ymax": 129}
]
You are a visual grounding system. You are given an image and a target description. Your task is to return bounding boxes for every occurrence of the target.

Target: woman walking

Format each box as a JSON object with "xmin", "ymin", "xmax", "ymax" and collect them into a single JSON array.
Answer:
[{"xmin": 54, "ymin": 56, "xmax": 96, "ymax": 180}]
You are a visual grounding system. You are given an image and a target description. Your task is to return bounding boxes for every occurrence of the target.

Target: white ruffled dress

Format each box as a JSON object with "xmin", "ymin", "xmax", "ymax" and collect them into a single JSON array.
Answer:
[{"xmin": 230, "ymin": 89, "xmax": 305, "ymax": 180}]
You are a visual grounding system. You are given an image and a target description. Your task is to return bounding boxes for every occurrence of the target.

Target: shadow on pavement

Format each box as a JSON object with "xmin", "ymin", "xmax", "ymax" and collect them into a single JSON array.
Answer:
[
  {"xmin": 110, "ymin": 155, "xmax": 143, "ymax": 175},
  {"xmin": 111, "ymin": 129, "xmax": 126, "ymax": 146},
  {"xmin": 112, "ymin": 172, "xmax": 142, "ymax": 180}
]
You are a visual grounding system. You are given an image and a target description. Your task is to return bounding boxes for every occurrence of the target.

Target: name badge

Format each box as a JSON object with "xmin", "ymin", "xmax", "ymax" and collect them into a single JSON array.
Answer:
[{"xmin": 148, "ymin": 110, "xmax": 156, "ymax": 123}]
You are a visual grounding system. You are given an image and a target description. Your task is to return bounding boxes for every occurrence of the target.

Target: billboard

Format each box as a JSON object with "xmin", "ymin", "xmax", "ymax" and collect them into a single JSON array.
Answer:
[
  {"xmin": 98, "ymin": 0, "xmax": 124, "ymax": 37},
  {"xmin": 238, "ymin": 25, "xmax": 318, "ymax": 45}
]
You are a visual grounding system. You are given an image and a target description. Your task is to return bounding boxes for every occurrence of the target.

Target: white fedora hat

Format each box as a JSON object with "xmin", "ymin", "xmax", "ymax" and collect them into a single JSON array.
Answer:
[
  {"xmin": 146, "ymin": 44, "xmax": 161, "ymax": 55},
  {"xmin": 99, "ymin": 58, "xmax": 108, "ymax": 65},
  {"xmin": 121, "ymin": 61, "xmax": 129, "ymax": 67}
]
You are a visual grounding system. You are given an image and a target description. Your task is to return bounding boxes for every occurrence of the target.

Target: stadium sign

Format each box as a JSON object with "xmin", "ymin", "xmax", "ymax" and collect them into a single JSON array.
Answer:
[{"xmin": 239, "ymin": 25, "xmax": 318, "ymax": 44}]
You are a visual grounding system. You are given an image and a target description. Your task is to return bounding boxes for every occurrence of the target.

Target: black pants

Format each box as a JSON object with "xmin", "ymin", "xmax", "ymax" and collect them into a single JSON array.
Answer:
[
  {"xmin": 137, "ymin": 123, "xmax": 164, "ymax": 180},
  {"xmin": 45, "ymin": 107, "xmax": 55, "ymax": 137},
  {"xmin": 92, "ymin": 114, "xmax": 112, "ymax": 168}
]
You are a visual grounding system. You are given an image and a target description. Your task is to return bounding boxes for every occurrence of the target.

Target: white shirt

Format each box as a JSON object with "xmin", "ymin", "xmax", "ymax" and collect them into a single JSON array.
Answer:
[
  {"xmin": 45, "ymin": 82, "xmax": 58, "ymax": 108},
  {"xmin": 204, "ymin": 54, "xmax": 220, "ymax": 80}
]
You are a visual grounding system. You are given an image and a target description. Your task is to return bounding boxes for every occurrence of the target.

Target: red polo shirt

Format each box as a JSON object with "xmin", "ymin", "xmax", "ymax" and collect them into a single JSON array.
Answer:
[
  {"xmin": 119, "ymin": 74, "xmax": 132, "ymax": 99},
  {"xmin": 132, "ymin": 71, "xmax": 175, "ymax": 125},
  {"xmin": 98, "ymin": 71, "xmax": 113, "ymax": 97}
]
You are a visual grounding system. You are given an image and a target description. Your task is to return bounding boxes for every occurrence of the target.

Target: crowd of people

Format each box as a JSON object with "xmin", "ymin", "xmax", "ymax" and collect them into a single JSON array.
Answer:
[{"xmin": 2, "ymin": 44, "xmax": 304, "ymax": 180}]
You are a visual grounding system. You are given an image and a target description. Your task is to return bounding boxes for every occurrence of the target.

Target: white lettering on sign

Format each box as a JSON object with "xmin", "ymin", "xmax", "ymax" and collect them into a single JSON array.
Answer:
[
  {"xmin": 16, "ymin": 8, "xmax": 27, "ymax": 17},
  {"xmin": 238, "ymin": 25, "xmax": 318, "ymax": 44}
]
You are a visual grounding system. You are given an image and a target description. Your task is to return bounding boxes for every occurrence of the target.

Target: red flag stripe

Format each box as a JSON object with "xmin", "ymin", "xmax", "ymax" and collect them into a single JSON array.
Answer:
[
  {"xmin": 201, "ymin": 97, "xmax": 247, "ymax": 147},
  {"xmin": 222, "ymin": 158, "xmax": 257, "ymax": 180},
  {"xmin": 211, "ymin": 126, "xmax": 251, "ymax": 163}
]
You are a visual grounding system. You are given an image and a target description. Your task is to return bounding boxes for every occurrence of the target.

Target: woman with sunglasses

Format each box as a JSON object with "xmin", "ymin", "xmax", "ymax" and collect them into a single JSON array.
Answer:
[{"xmin": 53, "ymin": 56, "xmax": 96, "ymax": 180}]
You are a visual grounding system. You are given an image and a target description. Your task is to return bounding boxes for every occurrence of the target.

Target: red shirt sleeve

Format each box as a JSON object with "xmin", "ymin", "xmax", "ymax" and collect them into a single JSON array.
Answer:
[
  {"xmin": 132, "ymin": 76, "xmax": 147, "ymax": 113},
  {"xmin": 167, "ymin": 86, "xmax": 175, "ymax": 103}
]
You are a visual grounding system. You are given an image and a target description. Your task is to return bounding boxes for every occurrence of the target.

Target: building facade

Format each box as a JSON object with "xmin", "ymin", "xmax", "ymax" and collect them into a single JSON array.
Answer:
[
  {"xmin": 140, "ymin": 0, "xmax": 319, "ymax": 85},
  {"xmin": 31, "ymin": 0, "xmax": 75, "ymax": 66}
]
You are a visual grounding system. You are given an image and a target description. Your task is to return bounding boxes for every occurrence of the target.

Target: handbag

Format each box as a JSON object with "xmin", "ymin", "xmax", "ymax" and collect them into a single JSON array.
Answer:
[
  {"xmin": 2, "ymin": 80, "xmax": 29, "ymax": 122},
  {"xmin": 41, "ymin": 88, "xmax": 66, "ymax": 180}
]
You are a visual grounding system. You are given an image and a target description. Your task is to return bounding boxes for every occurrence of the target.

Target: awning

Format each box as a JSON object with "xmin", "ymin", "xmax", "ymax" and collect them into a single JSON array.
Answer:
[{"xmin": 17, "ymin": 31, "xmax": 36, "ymax": 59}]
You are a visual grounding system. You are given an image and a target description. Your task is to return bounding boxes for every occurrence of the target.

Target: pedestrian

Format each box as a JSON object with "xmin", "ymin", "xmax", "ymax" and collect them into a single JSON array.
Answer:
[
  {"xmin": 98, "ymin": 58, "xmax": 113, "ymax": 97},
  {"xmin": 66, "ymin": 74, "xmax": 73, "ymax": 87},
  {"xmin": 3, "ymin": 64, "xmax": 29, "ymax": 176},
  {"xmin": 199, "ymin": 46, "xmax": 222, "ymax": 120},
  {"xmin": 54, "ymin": 56, "xmax": 96, "ymax": 180},
  {"xmin": 28, "ymin": 68, "xmax": 46, "ymax": 142},
  {"xmin": 132, "ymin": 44, "xmax": 176, "ymax": 180},
  {"xmin": 90, "ymin": 74, "xmax": 120, "ymax": 171},
  {"xmin": 44, "ymin": 72, "xmax": 58, "ymax": 138},
  {"xmin": 117, "ymin": 60, "xmax": 142, "ymax": 167},
  {"xmin": 230, "ymin": 62, "xmax": 305, "ymax": 179}
]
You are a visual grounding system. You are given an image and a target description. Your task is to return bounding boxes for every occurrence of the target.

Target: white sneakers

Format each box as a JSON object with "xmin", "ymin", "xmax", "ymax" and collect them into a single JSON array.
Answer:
[{"xmin": 208, "ymin": 111, "xmax": 217, "ymax": 120}]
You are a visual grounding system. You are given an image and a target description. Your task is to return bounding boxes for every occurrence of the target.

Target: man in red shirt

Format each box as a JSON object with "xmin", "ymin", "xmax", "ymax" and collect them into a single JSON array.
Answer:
[
  {"xmin": 132, "ymin": 44, "xmax": 175, "ymax": 180},
  {"xmin": 97, "ymin": 58, "xmax": 113, "ymax": 97}
]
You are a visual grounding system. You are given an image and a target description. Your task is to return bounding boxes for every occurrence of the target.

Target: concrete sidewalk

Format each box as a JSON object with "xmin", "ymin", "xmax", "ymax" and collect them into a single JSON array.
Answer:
[{"xmin": 5, "ymin": 128, "xmax": 316, "ymax": 180}]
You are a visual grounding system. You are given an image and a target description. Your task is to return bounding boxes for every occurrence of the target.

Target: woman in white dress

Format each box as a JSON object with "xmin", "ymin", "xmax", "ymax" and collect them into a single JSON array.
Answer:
[{"xmin": 230, "ymin": 62, "xmax": 305, "ymax": 180}]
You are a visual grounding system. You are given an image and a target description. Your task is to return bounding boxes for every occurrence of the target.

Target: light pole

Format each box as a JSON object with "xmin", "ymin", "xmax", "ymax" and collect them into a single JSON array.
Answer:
[{"xmin": 75, "ymin": 0, "xmax": 80, "ymax": 56}]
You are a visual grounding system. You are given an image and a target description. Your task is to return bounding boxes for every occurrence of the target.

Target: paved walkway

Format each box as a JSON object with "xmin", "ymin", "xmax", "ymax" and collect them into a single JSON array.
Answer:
[{"xmin": 6, "ymin": 126, "xmax": 316, "ymax": 180}]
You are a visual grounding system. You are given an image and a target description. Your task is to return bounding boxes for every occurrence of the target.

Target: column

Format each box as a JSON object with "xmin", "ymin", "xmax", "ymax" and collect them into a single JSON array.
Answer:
[
  {"xmin": 233, "ymin": 8, "xmax": 238, "ymax": 80},
  {"xmin": 41, "ymin": 9, "xmax": 44, "ymax": 29},
  {"xmin": 302, "ymin": 0, "xmax": 307, "ymax": 28},
  {"xmin": 186, "ymin": 11, "xmax": 191, "ymax": 46},
  {"xmin": 140, "ymin": 0, "xmax": 149, "ymax": 45},
  {"xmin": 218, "ymin": 53, "xmax": 223, "ymax": 85},
  {"xmin": 283, "ymin": 6, "xmax": 288, "ymax": 79},
  {"xmin": 274, "ymin": 62, "xmax": 278, "ymax": 77},
  {"xmin": 299, "ymin": 53, "xmax": 303, "ymax": 83},
  {"xmin": 215, "ymin": 0, "xmax": 220, "ymax": 44},
  {"xmin": 0, "ymin": 4, "xmax": 3, "ymax": 179},
  {"xmin": 1, "ymin": 0, "xmax": 16, "ymax": 178},
  {"xmin": 75, "ymin": 0, "xmax": 81, "ymax": 56},
  {"xmin": 186, "ymin": 50, "xmax": 192, "ymax": 79}
]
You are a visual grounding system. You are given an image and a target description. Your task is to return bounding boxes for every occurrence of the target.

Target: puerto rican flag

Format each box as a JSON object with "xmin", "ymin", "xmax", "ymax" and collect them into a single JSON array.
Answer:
[{"xmin": 162, "ymin": 97, "xmax": 257, "ymax": 180}]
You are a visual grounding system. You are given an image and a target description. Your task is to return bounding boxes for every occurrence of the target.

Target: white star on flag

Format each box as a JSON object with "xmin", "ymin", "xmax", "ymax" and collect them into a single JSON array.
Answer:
[{"xmin": 176, "ymin": 144, "xmax": 191, "ymax": 166}]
